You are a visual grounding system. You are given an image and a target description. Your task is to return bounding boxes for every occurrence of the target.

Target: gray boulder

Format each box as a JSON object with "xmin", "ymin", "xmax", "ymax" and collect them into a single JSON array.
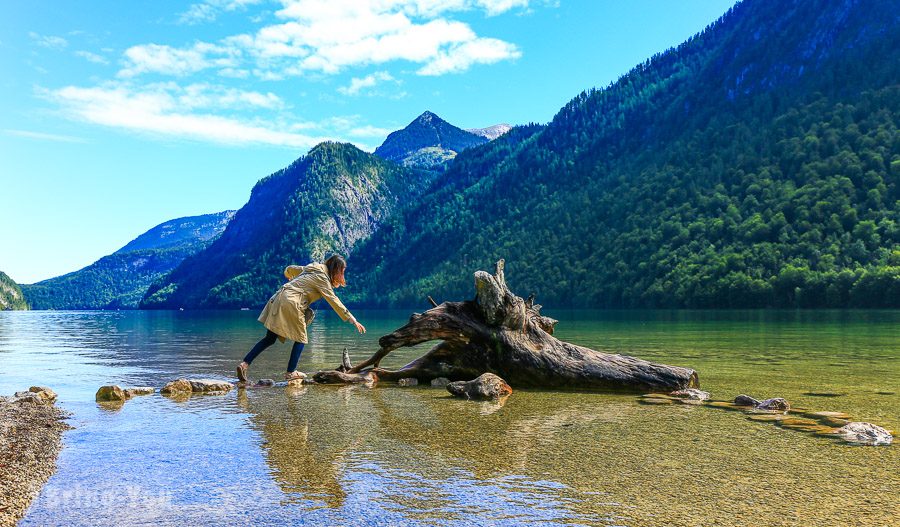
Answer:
[
  {"xmin": 837, "ymin": 422, "xmax": 893, "ymax": 446},
  {"xmin": 447, "ymin": 373, "xmax": 512, "ymax": 400}
]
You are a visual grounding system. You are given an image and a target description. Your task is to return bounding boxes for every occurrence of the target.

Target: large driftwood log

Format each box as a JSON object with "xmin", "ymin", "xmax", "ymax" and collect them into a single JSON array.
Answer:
[{"xmin": 315, "ymin": 260, "xmax": 698, "ymax": 392}]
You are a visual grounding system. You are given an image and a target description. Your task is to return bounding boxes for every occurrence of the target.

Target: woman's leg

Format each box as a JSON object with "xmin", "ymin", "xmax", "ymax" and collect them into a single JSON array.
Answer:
[
  {"xmin": 287, "ymin": 342, "xmax": 305, "ymax": 373},
  {"xmin": 243, "ymin": 330, "xmax": 279, "ymax": 365}
]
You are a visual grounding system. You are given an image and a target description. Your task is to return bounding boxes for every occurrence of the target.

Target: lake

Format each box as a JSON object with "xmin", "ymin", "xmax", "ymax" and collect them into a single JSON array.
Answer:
[{"xmin": 1, "ymin": 309, "xmax": 897, "ymax": 526}]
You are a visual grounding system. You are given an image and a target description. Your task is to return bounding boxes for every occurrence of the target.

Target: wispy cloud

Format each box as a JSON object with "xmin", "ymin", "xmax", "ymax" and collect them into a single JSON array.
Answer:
[
  {"xmin": 338, "ymin": 71, "xmax": 397, "ymax": 96},
  {"xmin": 75, "ymin": 50, "xmax": 110, "ymax": 65},
  {"xmin": 3, "ymin": 129, "xmax": 87, "ymax": 143},
  {"xmin": 119, "ymin": 42, "xmax": 241, "ymax": 78},
  {"xmin": 178, "ymin": 0, "xmax": 265, "ymax": 25},
  {"xmin": 29, "ymin": 32, "xmax": 68, "ymax": 50},
  {"xmin": 41, "ymin": 83, "xmax": 319, "ymax": 148},
  {"xmin": 40, "ymin": 82, "xmax": 393, "ymax": 149}
]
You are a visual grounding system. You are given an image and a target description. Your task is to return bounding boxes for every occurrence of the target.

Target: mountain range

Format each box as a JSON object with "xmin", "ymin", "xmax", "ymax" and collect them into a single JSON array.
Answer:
[
  {"xmin": 21, "ymin": 211, "xmax": 234, "ymax": 309},
  {"xmin": 20, "ymin": 0, "xmax": 900, "ymax": 311}
]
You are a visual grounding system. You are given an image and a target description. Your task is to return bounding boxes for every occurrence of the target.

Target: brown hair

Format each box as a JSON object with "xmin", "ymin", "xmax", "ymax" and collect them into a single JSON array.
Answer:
[{"xmin": 324, "ymin": 254, "xmax": 347, "ymax": 285}]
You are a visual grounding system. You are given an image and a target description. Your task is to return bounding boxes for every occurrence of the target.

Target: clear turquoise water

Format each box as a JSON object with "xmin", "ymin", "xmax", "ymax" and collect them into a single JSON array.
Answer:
[{"xmin": 1, "ymin": 309, "xmax": 897, "ymax": 526}]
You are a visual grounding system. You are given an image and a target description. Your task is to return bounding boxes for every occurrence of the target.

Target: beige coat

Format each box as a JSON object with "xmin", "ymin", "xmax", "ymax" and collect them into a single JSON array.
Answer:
[{"xmin": 257, "ymin": 263, "xmax": 352, "ymax": 343}]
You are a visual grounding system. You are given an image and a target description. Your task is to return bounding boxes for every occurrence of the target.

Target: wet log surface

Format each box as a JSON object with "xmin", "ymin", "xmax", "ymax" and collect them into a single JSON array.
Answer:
[{"xmin": 318, "ymin": 260, "xmax": 698, "ymax": 392}]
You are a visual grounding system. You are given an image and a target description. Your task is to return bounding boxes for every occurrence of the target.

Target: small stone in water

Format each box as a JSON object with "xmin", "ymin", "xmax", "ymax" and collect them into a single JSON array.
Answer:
[
  {"xmin": 837, "ymin": 422, "xmax": 893, "ymax": 446},
  {"xmin": 669, "ymin": 388, "xmax": 710, "ymax": 400},
  {"xmin": 398, "ymin": 378, "xmax": 418, "ymax": 387},
  {"xmin": 96, "ymin": 385, "xmax": 127, "ymax": 402},
  {"xmin": 733, "ymin": 394, "xmax": 759, "ymax": 406},
  {"xmin": 124, "ymin": 387, "xmax": 154, "ymax": 397},
  {"xmin": 255, "ymin": 379, "xmax": 275, "ymax": 387},
  {"xmin": 756, "ymin": 398, "xmax": 790, "ymax": 411},
  {"xmin": 430, "ymin": 377, "xmax": 450, "ymax": 387}
]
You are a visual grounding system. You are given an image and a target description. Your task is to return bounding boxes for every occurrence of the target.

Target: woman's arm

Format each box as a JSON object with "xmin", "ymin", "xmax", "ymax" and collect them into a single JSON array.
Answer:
[{"xmin": 316, "ymin": 275, "xmax": 366, "ymax": 334}]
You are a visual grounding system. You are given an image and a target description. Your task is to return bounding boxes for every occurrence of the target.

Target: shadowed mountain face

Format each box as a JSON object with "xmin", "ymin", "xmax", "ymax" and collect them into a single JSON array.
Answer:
[
  {"xmin": 141, "ymin": 142, "xmax": 435, "ymax": 309},
  {"xmin": 117, "ymin": 211, "xmax": 235, "ymax": 253},
  {"xmin": 373, "ymin": 111, "xmax": 489, "ymax": 169},
  {"xmin": 344, "ymin": 0, "xmax": 900, "ymax": 309},
  {"xmin": 0, "ymin": 271, "xmax": 28, "ymax": 310},
  {"xmin": 21, "ymin": 211, "xmax": 234, "ymax": 310}
]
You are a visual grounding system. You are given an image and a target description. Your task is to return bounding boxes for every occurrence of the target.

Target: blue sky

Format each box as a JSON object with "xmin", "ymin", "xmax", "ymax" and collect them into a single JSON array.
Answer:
[{"xmin": 1, "ymin": 0, "xmax": 735, "ymax": 284}]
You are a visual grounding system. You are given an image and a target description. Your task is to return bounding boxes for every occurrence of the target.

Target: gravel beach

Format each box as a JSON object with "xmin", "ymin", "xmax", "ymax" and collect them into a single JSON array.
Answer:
[{"xmin": 0, "ymin": 388, "xmax": 70, "ymax": 527}]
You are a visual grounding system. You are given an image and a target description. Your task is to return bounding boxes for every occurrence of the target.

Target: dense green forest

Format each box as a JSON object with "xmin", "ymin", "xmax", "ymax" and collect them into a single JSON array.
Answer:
[
  {"xmin": 22, "ymin": 211, "xmax": 233, "ymax": 309},
  {"xmin": 141, "ymin": 0, "xmax": 899, "ymax": 310},
  {"xmin": 141, "ymin": 143, "xmax": 434, "ymax": 309},
  {"xmin": 345, "ymin": 0, "xmax": 900, "ymax": 308},
  {"xmin": 0, "ymin": 271, "xmax": 28, "ymax": 310}
]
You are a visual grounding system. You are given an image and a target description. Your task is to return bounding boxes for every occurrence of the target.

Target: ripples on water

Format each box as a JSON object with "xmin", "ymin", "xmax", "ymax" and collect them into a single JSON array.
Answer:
[{"xmin": 1, "ymin": 310, "xmax": 897, "ymax": 526}]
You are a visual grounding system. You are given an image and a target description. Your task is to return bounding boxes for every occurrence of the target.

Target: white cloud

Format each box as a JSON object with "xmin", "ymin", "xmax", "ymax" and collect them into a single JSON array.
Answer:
[
  {"xmin": 119, "ymin": 42, "xmax": 240, "ymax": 78},
  {"xmin": 29, "ymin": 32, "xmax": 68, "ymax": 49},
  {"xmin": 338, "ymin": 71, "xmax": 396, "ymax": 95},
  {"xmin": 178, "ymin": 0, "xmax": 265, "ymax": 25},
  {"xmin": 2, "ymin": 129, "xmax": 86, "ymax": 143},
  {"xmin": 418, "ymin": 36, "xmax": 520, "ymax": 75},
  {"xmin": 75, "ymin": 50, "xmax": 110, "ymax": 65},
  {"xmin": 42, "ymin": 83, "xmax": 320, "ymax": 148},
  {"xmin": 118, "ymin": 0, "xmax": 526, "ymax": 79}
]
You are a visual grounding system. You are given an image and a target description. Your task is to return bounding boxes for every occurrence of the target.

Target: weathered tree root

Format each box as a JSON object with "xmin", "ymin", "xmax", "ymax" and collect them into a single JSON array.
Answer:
[{"xmin": 314, "ymin": 260, "xmax": 699, "ymax": 392}]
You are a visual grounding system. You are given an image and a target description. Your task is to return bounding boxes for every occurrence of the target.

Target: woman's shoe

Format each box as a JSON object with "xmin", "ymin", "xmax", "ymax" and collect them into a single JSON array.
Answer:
[
  {"xmin": 284, "ymin": 371, "xmax": 306, "ymax": 381},
  {"xmin": 237, "ymin": 363, "xmax": 249, "ymax": 383}
]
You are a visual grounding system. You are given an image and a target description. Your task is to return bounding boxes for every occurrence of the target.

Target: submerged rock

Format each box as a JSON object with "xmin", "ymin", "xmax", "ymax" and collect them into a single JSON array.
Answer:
[
  {"xmin": 641, "ymin": 393, "xmax": 677, "ymax": 400},
  {"xmin": 447, "ymin": 373, "xmax": 512, "ymax": 400},
  {"xmin": 161, "ymin": 379, "xmax": 233, "ymax": 395},
  {"xmin": 820, "ymin": 416, "xmax": 850, "ymax": 427},
  {"xmin": 804, "ymin": 410, "xmax": 851, "ymax": 420},
  {"xmin": 124, "ymin": 387, "xmax": 154, "ymax": 397},
  {"xmin": 757, "ymin": 398, "xmax": 790, "ymax": 411},
  {"xmin": 670, "ymin": 388, "xmax": 710, "ymax": 401},
  {"xmin": 837, "ymin": 422, "xmax": 893, "ymax": 446},
  {"xmin": 430, "ymin": 377, "xmax": 450, "ymax": 387},
  {"xmin": 96, "ymin": 385, "xmax": 127, "ymax": 402},
  {"xmin": 706, "ymin": 401, "xmax": 744, "ymax": 410},
  {"xmin": 733, "ymin": 394, "xmax": 789, "ymax": 411},
  {"xmin": 734, "ymin": 394, "xmax": 759, "ymax": 407},
  {"xmin": 639, "ymin": 398, "xmax": 674, "ymax": 405},
  {"xmin": 255, "ymin": 379, "xmax": 276, "ymax": 387},
  {"xmin": 398, "ymin": 378, "xmax": 418, "ymax": 387}
]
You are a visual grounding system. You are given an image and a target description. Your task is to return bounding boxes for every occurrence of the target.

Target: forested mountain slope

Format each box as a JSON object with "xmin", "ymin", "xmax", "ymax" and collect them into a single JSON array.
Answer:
[
  {"xmin": 0, "ymin": 271, "xmax": 28, "ymax": 310},
  {"xmin": 141, "ymin": 142, "xmax": 434, "ymax": 309},
  {"xmin": 345, "ymin": 0, "xmax": 900, "ymax": 308},
  {"xmin": 22, "ymin": 211, "xmax": 234, "ymax": 309}
]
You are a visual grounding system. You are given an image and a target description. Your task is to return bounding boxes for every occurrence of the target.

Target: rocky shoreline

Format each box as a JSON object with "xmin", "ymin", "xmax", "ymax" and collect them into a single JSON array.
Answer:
[{"xmin": 0, "ymin": 388, "xmax": 71, "ymax": 527}]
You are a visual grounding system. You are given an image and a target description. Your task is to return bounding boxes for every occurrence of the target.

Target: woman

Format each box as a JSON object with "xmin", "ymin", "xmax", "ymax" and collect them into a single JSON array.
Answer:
[{"xmin": 237, "ymin": 254, "xmax": 366, "ymax": 382}]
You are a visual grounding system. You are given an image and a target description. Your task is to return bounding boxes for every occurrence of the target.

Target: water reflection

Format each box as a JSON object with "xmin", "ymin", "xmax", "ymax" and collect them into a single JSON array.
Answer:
[{"xmin": 1, "ymin": 310, "xmax": 898, "ymax": 526}]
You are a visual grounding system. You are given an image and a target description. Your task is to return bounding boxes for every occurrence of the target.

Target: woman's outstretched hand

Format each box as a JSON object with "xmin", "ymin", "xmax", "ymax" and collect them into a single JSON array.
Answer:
[{"xmin": 353, "ymin": 319, "xmax": 366, "ymax": 334}]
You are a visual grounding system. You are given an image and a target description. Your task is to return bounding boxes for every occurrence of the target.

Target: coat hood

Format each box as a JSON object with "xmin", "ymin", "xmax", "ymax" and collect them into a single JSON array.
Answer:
[{"xmin": 305, "ymin": 262, "xmax": 328, "ymax": 275}]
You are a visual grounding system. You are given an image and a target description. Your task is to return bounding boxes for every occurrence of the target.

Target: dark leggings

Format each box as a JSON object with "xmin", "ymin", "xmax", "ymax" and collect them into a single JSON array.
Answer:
[{"xmin": 243, "ymin": 330, "xmax": 305, "ymax": 372}]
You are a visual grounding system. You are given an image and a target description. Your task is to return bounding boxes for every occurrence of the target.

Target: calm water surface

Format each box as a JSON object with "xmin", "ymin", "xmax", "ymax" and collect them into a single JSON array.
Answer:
[{"xmin": 0, "ymin": 309, "xmax": 897, "ymax": 526}]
